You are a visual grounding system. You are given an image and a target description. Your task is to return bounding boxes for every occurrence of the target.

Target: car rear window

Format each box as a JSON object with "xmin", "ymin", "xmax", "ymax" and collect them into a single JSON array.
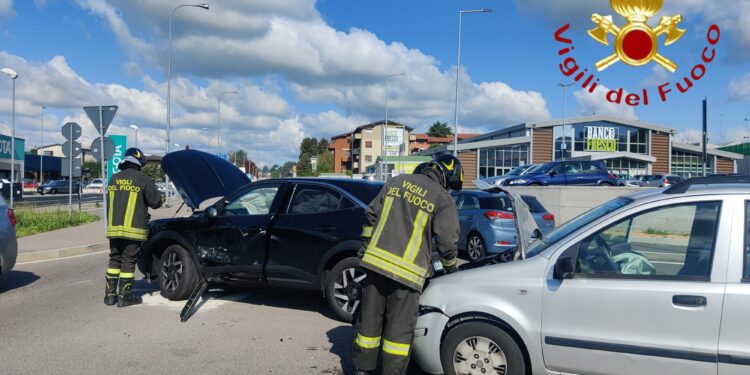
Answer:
[
  {"xmin": 521, "ymin": 196, "xmax": 546, "ymax": 213},
  {"xmin": 479, "ymin": 196, "xmax": 511, "ymax": 210},
  {"xmin": 335, "ymin": 181, "xmax": 383, "ymax": 205}
]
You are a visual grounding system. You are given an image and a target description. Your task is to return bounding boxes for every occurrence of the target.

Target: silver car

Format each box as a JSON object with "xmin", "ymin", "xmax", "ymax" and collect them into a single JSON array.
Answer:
[
  {"xmin": 0, "ymin": 195, "xmax": 17, "ymax": 276},
  {"xmin": 413, "ymin": 176, "xmax": 750, "ymax": 375}
]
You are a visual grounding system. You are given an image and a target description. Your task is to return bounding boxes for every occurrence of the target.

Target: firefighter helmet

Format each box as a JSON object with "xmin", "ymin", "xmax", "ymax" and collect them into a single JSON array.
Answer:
[
  {"xmin": 419, "ymin": 155, "xmax": 463, "ymax": 191},
  {"xmin": 121, "ymin": 147, "xmax": 147, "ymax": 167}
]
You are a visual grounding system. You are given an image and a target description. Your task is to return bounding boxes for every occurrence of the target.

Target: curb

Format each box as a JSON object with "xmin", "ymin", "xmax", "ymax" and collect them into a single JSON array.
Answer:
[{"xmin": 17, "ymin": 242, "xmax": 110, "ymax": 264}]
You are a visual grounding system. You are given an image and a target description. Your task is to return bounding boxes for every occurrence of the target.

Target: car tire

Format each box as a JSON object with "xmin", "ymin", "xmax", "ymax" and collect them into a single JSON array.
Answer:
[
  {"xmin": 158, "ymin": 244, "xmax": 199, "ymax": 301},
  {"xmin": 466, "ymin": 233, "xmax": 486, "ymax": 261},
  {"xmin": 441, "ymin": 322, "xmax": 526, "ymax": 375},
  {"xmin": 600, "ymin": 182, "xmax": 614, "ymax": 187},
  {"xmin": 325, "ymin": 256, "xmax": 366, "ymax": 323}
]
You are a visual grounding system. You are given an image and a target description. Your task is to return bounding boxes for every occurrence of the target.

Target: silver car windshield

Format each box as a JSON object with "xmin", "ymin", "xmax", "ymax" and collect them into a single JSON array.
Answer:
[{"xmin": 525, "ymin": 197, "xmax": 633, "ymax": 258}]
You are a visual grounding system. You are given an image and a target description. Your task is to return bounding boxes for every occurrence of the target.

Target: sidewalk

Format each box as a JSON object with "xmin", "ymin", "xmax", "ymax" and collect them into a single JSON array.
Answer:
[{"xmin": 16, "ymin": 200, "xmax": 191, "ymax": 264}]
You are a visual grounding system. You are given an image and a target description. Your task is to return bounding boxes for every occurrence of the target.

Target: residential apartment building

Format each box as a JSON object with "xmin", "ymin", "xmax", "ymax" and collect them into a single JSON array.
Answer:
[{"xmin": 329, "ymin": 120, "xmax": 413, "ymax": 174}]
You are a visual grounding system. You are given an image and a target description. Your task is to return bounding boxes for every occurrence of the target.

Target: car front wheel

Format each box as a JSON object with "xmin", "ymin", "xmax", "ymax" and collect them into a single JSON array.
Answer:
[
  {"xmin": 441, "ymin": 322, "xmax": 526, "ymax": 375},
  {"xmin": 325, "ymin": 256, "xmax": 366, "ymax": 323},
  {"xmin": 158, "ymin": 244, "xmax": 199, "ymax": 301}
]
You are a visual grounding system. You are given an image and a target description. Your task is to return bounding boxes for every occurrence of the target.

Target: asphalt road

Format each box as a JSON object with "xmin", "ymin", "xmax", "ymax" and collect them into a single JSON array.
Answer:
[
  {"xmin": 19, "ymin": 193, "xmax": 103, "ymax": 206},
  {"xmin": 0, "ymin": 253, "xmax": 364, "ymax": 375}
]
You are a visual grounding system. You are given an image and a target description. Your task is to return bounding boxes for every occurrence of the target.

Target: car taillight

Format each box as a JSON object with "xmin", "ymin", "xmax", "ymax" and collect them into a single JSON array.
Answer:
[
  {"xmin": 485, "ymin": 211, "xmax": 514, "ymax": 221},
  {"xmin": 543, "ymin": 213, "xmax": 555, "ymax": 221},
  {"xmin": 8, "ymin": 208, "xmax": 16, "ymax": 228},
  {"xmin": 663, "ymin": 179, "xmax": 669, "ymax": 184}
]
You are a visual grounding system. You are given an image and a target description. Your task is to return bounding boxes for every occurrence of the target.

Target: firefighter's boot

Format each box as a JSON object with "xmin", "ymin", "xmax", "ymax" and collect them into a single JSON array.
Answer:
[
  {"xmin": 116, "ymin": 277, "xmax": 142, "ymax": 307},
  {"xmin": 104, "ymin": 275, "xmax": 118, "ymax": 306}
]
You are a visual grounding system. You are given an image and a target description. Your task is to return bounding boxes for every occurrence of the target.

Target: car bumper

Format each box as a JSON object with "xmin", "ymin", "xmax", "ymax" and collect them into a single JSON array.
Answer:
[
  {"xmin": 413, "ymin": 309, "xmax": 450, "ymax": 374},
  {"xmin": 484, "ymin": 227, "xmax": 517, "ymax": 254},
  {"xmin": 1, "ymin": 236, "xmax": 18, "ymax": 273}
]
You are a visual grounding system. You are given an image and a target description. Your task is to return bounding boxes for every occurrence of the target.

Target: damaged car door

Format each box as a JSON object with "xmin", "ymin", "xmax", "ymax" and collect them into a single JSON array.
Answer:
[{"xmin": 194, "ymin": 182, "xmax": 285, "ymax": 283}]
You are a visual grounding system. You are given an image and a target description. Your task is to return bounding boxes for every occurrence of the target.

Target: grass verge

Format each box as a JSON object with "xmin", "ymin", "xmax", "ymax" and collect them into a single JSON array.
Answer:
[{"xmin": 15, "ymin": 209, "xmax": 99, "ymax": 238}]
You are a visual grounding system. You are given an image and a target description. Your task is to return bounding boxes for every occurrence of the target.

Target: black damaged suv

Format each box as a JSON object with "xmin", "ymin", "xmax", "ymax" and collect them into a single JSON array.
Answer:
[{"xmin": 138, "ymin": 150, "xmax": 382, "ymax": 322}]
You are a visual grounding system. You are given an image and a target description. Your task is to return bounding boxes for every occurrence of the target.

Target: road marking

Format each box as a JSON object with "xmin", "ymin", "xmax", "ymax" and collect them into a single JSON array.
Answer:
[{"xmin": 17, "ymin": 250, "xmax": 109, "ymax": 265}]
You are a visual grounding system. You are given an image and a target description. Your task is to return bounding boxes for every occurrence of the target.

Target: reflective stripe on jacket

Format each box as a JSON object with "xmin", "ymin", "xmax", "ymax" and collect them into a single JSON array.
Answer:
[
  {"xmin": 106, "ymin": 168, "xmax": 164, "ymax": 240},
  {"xmin": 360, "ymin": 172, "xmax": 459, "ymax": 291}
]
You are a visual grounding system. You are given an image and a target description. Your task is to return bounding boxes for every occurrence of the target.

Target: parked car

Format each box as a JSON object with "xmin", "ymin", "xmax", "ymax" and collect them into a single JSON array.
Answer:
[
  {"xmin": 413, "ymin": 176, "xmax": 750, "ymax": 375},
  {"xmin": 642, "ymin": 174, "xmax": 684, "ymax": 188},
  {"xmin": 138, "ymin": 150, "xmax": 384, "ymax": 322},
  {"xmin": 503, "ymin": 160, "xmax": 617, "ymax": 187},
  {"xmin": 37, "ymin": 180, "xmax": 81, "ymax": 195},
  {"xmin": 0, "ymin": 195, "xmax": 17, "ymax": 277},
  {"xmin": 615, "ymin": 174, "xmax": 643, "ymax": 187},
  {"xmin": 453, "ymin": 190, "xmax": 555, "ymax": 261},
  {"xmin": 482, "ymin": 164, "xmax": 538, "ymax": 186},
  {"xmin": 86, "ymin": 178, "xmax": 105, "ymax": 190}
]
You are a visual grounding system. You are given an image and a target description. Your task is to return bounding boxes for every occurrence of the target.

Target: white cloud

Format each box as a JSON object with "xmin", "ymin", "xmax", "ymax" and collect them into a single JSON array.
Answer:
[
  {"xmin": 729, "ymin": 72, "xmax": 750, "ymax": 101},
  {"xmin": 0, "ymin": 0, "xmax": 13, "ymax": 17},
  {"xmin": 573, "ymin": 84, "xmax": 639, "ymax": 120},
  {"xmin": 674, "ymin": 129, "xmax": 703, "ymax": 144}
]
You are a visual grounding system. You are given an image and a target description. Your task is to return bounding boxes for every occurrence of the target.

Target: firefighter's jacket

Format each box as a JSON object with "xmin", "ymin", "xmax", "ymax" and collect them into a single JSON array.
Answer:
[
  {"xmin": 360, "ymin": 172, "xmax": 459, "ymax": 291},
  {"xmin": 106, "ymin": 167, "xmax": 164, "ymax": 241}
]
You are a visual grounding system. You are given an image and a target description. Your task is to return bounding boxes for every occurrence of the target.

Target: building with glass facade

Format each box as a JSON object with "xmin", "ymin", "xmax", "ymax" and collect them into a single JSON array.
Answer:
[{"xmin": 418, "ymin": 116, "xmax": 742, "ymax": 187}]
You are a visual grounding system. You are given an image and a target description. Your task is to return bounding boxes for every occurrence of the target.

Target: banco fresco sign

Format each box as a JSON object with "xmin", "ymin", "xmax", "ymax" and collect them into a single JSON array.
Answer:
[{"xmin": 585, "ymin": 126, "xmax": 618, "ymax": 152}]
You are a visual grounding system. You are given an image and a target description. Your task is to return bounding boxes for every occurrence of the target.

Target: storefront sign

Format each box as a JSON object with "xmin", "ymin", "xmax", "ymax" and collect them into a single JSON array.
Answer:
[
  {"xmin": 585, "ymin": 126, "xmax": 618, "ymax": 152},
  {"xmin": 107, "ymin": 135, "xmax": 127, "ymax": 179},
  {"xmin": 0, "ymin": 135, "xmax": 25, "ymax": 161}
]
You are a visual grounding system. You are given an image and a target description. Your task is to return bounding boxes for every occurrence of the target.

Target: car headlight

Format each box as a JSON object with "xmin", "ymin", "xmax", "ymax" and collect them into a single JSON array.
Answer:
[
  {"xmin": 418, "ymin": 305, "xmax": 444, "ymax": 316},
  {"xmin": 508, "ymin": 179, "xmax": 528, "ymax": 185}
]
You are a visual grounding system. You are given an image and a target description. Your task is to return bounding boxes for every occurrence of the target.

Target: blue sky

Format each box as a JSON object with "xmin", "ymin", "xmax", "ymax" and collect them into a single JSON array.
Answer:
[{"xmin": 0, "ymin": 0, "xmax": 749, "ymax": 167}]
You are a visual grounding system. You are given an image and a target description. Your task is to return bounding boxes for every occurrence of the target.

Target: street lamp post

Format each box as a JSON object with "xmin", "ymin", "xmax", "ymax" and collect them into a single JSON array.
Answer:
[
  {"xmin": 383, "ymin": 73, "xmax": 405, "ymax": 181},
  {"xmin": 40, "ymin": 106, "xmax": 46, "ymax": 185},
  {"xmin": 166, "ymin": 3, "xmax": 209, "ymax": 206},
  {"xmin": 129, "ymin": 124, "xmax": 139, "ymax": 148},
  {"xmin": 557, "ymin": 82, "xmax": 575, "ymax": 160},
  {"xmin": 453, "ymin": 8, "xmax": 491, "ymax": 157},
  {"xmin": 2, "ymin": 68, "xmax": 18, "ymax": 208},
  {"xmin": 217, "ymin": 91, "xmax": 238, "ymax": 155}
]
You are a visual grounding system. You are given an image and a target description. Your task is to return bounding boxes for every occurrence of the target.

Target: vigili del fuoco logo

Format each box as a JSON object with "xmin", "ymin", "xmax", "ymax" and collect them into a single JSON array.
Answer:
[{"xmin": 554, "ymin": 0, "xmax": 720, "ymax": 107}]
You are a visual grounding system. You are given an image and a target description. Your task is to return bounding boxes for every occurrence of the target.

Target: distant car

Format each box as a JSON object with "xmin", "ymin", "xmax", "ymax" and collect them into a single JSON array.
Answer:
[
  {"xmin": 503, "ymin": 160, "xmax": 617, "ymax": 187},
  {"xmin": 87, "ymin": 178, "xmax": 104, "ymax": 190},
  {"xmin": 642, "ymin": 174, "xmax": 684, "ymax": 188},
  {"xmin": 453, "ymin": 190, "xmax": 555, "ymax": 261},
  {"xmin": 37, "ymin": 180, "xmax": 80, "ymax": 195},
  {"xmin": 20, "ymin": 178, "xmax": 37, "ymax": 189},
  {"xmin": 362, "ymin": 174, "xmax": 376, "ymax": 181},
  {"xmin": 482, "ymin": 164, "xmax": 539, "ymax": 186},
  {"xmin": 0, "ymin": 195, "xmax": 17, "ymax": 276},
  {"xmin": 615, "ymin": 174, "xmax": 643, "ymax": 187}
]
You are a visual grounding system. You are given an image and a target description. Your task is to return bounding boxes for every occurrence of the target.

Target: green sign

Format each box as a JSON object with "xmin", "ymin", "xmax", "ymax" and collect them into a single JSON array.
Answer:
[
  {"xmin": 107, "ymin": 135, "xmax": 127, "ymax": 179},
  {"xmin": 0, "ymin": 135, "xmax": 25, "ymax": 161},
  {"xmin": 585, "ymin": 126, "xmax": 618, "ymax": 152}
]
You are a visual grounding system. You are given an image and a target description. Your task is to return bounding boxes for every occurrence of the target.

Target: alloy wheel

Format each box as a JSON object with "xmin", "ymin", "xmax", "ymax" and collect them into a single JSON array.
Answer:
[
  {"xmin": 332, "ymin": 267, "xmax": 366, "ymax": 315},
  {"xmin": 468, "ymin": 236, "xmax": 484, "ymax": 260},
  {"xmin": 161, "ymin": 251, "xmax": 183, "ymax": 292},
  {"xmin": 453, "ymin": 336, "xmax": 508, "ymax": 375}
]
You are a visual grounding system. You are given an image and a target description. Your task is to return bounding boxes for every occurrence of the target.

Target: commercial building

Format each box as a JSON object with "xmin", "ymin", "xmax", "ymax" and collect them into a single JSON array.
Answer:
[
  {"xmin": 0, "ymin": 134, "xmax": 25, "ymax": 181},
  {"xmin": 418, "ymin": 116, "xmax": 742, "ymax": 187},
  {"xmin": 409, "ymin": 133, "xmax": 479, "ymax": 154},
  {"xmin": 37, "ymin": 143, "xmax": 97, "ymax": 162}
]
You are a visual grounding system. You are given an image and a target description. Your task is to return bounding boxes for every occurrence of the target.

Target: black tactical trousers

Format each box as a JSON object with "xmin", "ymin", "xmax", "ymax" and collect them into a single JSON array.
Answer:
[
  {"xmin": 108, "ymin": 238, "xmax": 142, "ymax": 275},
  {"xmin": 353, "ymin": 272, "xmax": 420, "ymax": 375}
]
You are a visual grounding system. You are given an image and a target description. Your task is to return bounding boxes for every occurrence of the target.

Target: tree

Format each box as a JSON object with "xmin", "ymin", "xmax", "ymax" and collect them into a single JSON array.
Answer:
[
  {"xmin": 427, "ymin": 121, "xmax": 453, "ymax": 138},
  {"xmin": 228, "ymin": 149, "xmax": 247, "ymax": 167},
  {"xmin": 299, "ymin": 138, "xmax": 319, "ymax": 159},
  {"xmin": 262, "ymin": 165, "xmax": 270, "ymax": 178},
  {"xmin": 142, "ymin": 163, "xmax": 165, "ymax": 181},
  {"xmin": 317, "ymin": 138, "xmax": 330, "ymax": 155},
  {"xmin": 297, "ymin": 153, "xmax": 313, "ymax": 177},
  {"xmin": 82, "ymin": 160, "xmax": 102, "ymax": 178},
  {"xmin": 280, "ymin": 161, "xmax": 296, "ymax": 177},
  {"xmin": 316, "ymin": 151, "xmax": 334, "ymax": 174}
]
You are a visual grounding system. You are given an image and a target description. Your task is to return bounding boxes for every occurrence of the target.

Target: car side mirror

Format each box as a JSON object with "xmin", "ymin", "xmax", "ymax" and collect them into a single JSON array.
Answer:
[
  {"xmin": 206, "ymin": 207, "xmax": 218, "ymax": 219},
  {"xmin": 553, "ymin": 256, "xmax": 575, "ymax": 280}
]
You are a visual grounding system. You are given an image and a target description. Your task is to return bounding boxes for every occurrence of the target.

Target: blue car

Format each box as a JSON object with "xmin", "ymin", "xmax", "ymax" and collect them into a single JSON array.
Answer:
[
  {"xmin": 453, "ymin": 190, "xmax": 556, "ymax": 261},
  {"xmin": 502, "ymin": 160, "xmax": 617, "ymax": 187}
]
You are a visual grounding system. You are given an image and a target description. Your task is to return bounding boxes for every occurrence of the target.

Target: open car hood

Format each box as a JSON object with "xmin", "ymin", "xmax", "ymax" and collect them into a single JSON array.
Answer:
[
  {"xmin": 161, "ymin": 150, "xmax": 251, "ymax": 210},
  {"xmin": 473, "ymin": 180, "xmax": 542, "ymax": 260}
]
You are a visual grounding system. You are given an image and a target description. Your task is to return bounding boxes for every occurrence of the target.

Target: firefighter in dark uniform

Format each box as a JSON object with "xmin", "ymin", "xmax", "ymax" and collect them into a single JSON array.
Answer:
[
  {"xmin": 104, "ymin": 148, "xmax": 164, "ymax": 307},
  {"xmin": 353, "ymin": 154, "xmax": 462, "ymax": 375}
]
